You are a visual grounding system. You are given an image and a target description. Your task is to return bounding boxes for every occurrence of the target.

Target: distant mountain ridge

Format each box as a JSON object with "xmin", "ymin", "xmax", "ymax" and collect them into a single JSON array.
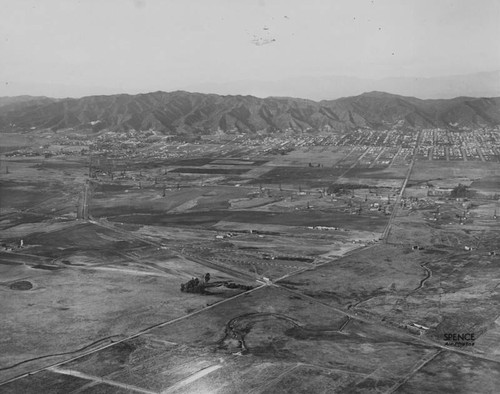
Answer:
[
  {"xmin": 185, "ymin": 70, "xmax": 500, "ymax": 101},
  {"xmin": 1, "ymin": 90, "xmax": 500, "ymax": 134},
  {"xmin": 0, "ymin": 95, "xmax": 57, "ymax": 111}
]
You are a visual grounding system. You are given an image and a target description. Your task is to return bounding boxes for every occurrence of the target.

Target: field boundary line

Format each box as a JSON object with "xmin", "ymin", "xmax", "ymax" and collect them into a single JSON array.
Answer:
[
  {"xmin": 49, "ymin": 367, "xmax": 157, "ymax": 394},
  {"xmin": 246, "ymin": 363, "xmax": 301, "ymax": 394},
  {"xmin": 385, "ymin": 349, "xmax": 443, "ymax": 394},
  {"xmin": 160, "ymin": 364, "xmax": 222, "ymax": 394}
]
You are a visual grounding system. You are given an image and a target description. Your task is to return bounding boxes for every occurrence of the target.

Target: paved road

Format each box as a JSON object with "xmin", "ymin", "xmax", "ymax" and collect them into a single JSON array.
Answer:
[{"xmin": 381, "ymin": 132, "xmax": 420, "ymax": 243}]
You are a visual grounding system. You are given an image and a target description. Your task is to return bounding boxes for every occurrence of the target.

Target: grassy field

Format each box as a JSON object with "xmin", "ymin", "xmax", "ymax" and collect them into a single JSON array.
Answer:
[
  {"xmin": 0, "ymin": 219, "xmax": 257, "ymax": 382},
  {"xmin": 1, "ymin": 138, "xmax": 499, "ymax": 392},
  {"xmin": 5, "ymin": 286, "xmax": 440, "ymax": 393}
]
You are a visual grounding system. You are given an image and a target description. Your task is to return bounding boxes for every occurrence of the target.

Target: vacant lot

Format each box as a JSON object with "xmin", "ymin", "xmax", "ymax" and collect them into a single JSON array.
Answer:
[
  {"xmin": 397, "ymin": 351, "xmax": 500, "ymax": 393},
  {"xmin": 109, "ymin": 208, "xmax": 389, "ymax": 233},
  {"xmin": 2, "ymin": 286, "xmax": 439, "ymax": 393},
  {"xmin": 250, "ymin": 166, "xmax": 347, "ymax": 187}
]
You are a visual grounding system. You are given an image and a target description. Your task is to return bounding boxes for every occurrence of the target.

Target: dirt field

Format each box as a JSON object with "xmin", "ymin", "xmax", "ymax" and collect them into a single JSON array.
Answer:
[
  {"xmin": 1, "ymin": 137, "xmax": 500, "ymax": 392},
  {"xmin": 0, "ymin": 286, "xmax": 440, "ymax": 393},
  {"xmin": 397, "ymin": 351, "xmax": 500, "ymax": 393},
  {"xmin": 0, "ymin": 219, "xmax": 256, "ymax": 382}
]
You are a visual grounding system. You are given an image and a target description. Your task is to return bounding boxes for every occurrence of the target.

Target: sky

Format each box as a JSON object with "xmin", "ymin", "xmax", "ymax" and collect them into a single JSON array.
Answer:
[{"xmin": 1, "ymin": 0, "xmax": 499, "ymax": 98}]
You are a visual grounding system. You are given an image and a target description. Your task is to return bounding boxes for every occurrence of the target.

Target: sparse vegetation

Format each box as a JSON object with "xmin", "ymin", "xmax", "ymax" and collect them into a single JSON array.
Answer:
[{"xmin": 1, "ymin": 114, "xmax": 499, "ymax": 392}]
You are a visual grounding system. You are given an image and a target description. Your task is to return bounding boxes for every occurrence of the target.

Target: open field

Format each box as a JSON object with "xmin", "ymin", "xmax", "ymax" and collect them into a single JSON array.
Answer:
[
  {"xmin": 1, "ymin": 128, "xmax": 500, "ymax": 392},
  {"xmin": 410, "ymin": 161, "xmax": 500, "ymax": 188},
  {"xmin": 1, "ymin": 286, "xmax": 441, "ymax": 393},
  {"xmin": 0, "ymin": 219, "xmax": 256, "ymax": 382},
  {"xmin": 397, "ymin": 351, "xmax": 500, "ymax": 394}
]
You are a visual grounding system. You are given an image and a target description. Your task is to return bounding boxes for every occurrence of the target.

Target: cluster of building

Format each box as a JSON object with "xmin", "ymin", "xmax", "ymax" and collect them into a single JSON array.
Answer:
[
  {"xmin": 337, "ymin": 129, "xmax": 418, "ymax": 147},
  {"xmin": 417, "ymin": 128, "xmax": 500, "ymax": 161},
  {"xmin": 11, "ymin": 125, "xmax": 499, "ymax": 166}
]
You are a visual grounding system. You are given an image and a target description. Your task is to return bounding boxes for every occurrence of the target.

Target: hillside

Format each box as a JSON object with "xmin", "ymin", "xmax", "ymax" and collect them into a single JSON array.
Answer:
[{"xmin": 1, "ymin": 91, "xmax": 499, "ymax": 134}]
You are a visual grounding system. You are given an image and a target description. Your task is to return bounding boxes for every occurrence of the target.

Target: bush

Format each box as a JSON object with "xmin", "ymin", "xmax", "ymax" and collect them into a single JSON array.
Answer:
[{"xmin": 450, "ymin": 184, "xmax": 471, "ymax": 198}]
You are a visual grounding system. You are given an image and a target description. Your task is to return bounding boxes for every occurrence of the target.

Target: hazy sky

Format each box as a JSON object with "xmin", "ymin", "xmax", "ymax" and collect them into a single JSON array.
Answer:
[{"xmin": 1, "ymin": 0, "xmax": 499, "ymax": 97}]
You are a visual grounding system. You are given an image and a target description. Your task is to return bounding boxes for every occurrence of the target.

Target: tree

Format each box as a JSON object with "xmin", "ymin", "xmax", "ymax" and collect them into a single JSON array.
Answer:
[
  {"xmin": 450, "ymin": 183, "xmax": 469, "ymax": 198},
  {"xmin": 180, "ymin": 277, "xmax": 206, "ymax": 293}
]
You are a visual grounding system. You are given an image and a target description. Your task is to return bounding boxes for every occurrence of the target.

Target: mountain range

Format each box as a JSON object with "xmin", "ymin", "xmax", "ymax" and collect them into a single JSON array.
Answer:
[
  {"xmin": 1, "ymin": 90, "xmax": 500, "ymax": 134},
  {"xmin": 185, "ymin": 71, "xmax": 500, "ymax": 101}
]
